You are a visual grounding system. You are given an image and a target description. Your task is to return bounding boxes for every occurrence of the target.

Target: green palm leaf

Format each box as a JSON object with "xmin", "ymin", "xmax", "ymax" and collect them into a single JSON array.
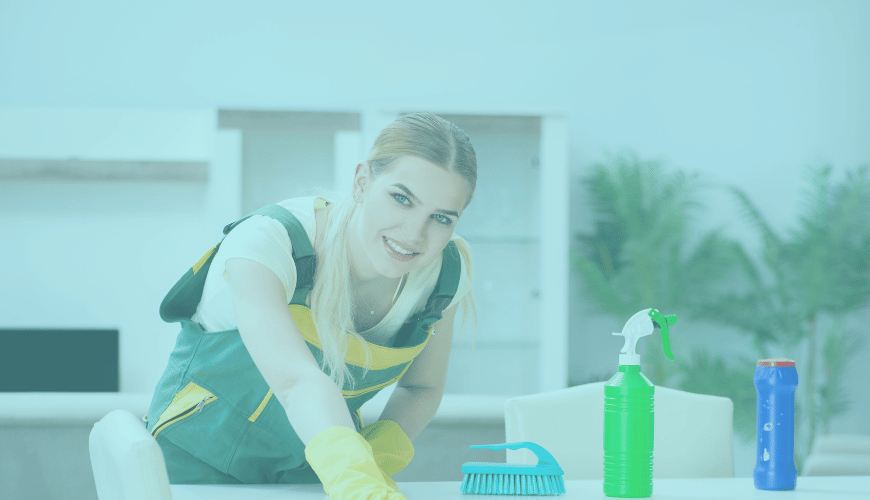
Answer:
[{"xmin": 572, "ymin": 154, "xmax": 870, "ymax": 466}]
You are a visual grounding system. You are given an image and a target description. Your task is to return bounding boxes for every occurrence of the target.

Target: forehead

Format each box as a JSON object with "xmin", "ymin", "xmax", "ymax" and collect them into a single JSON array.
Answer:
[{"xmin": 377, "ymin": 156, "xmax": 471, "ymax": 210}]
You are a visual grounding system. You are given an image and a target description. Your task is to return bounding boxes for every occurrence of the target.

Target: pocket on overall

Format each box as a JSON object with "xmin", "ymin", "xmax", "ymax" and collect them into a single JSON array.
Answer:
[{"xmin": 150, "ymin": 381, "xmax": 217, "ymax": 438}]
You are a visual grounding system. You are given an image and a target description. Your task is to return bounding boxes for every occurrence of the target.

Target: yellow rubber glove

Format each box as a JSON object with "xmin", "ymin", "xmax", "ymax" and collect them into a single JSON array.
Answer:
[
  {"xmin": 304, "ymin": 426, "xmax": 406, "ymax": 500},
  {"xmin": 359, "ymin": 420, "xmax": 414, "ymax": 490}
]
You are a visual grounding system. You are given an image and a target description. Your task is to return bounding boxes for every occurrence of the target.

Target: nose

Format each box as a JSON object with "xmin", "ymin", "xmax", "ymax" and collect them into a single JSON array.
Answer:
[{"xmin": 401, "ymin": 214, "xmax": 428, "ymax": 245}]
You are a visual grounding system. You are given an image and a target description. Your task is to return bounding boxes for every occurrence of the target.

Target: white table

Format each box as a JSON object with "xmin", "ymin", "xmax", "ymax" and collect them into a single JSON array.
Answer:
[{"xmin": 171, "ymin": 476, "xmax": 870, "ymax": 499}]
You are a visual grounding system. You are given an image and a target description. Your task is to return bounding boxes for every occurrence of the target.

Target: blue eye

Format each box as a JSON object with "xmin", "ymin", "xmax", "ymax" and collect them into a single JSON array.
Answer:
[
  {"xmin": 392, "ymin": 193, "xmax": 411, "ymax": 205},
  {"xmin": 433, "ymin": 214, "xmax": 453, "ymax": 225}
]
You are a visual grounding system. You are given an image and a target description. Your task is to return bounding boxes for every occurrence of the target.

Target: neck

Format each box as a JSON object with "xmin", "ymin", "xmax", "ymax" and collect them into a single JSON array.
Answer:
[{"xmin": 347, "ymin": 210, "xmax": 381, "ymax": 283}]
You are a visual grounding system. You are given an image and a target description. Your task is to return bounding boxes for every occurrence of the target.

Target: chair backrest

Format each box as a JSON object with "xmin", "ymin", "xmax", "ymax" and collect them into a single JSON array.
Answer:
[
  {"xmin": 804, "ymin": 434, "xmax": 870, "ymax": 476},
  {"xmin": 89, "ymin": 409, "xmax": 173, "ymax": 500},
  {"xmin": 802, "ymin": 453, "xmax": 870, "ymax": 476},
  {"xmin": 810, "ymin": 434, "xmax": 870, "ymax": 455},
  {"xmin": 504, "ymin": 382, "xmax": 734, "ymax": 479}
]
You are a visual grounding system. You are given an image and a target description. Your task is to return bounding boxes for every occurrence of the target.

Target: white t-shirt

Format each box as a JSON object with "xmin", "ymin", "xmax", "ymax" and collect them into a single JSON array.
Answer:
[{"xmin": 192, "ymin": 196, "xmax": 473, "ymax": 346}]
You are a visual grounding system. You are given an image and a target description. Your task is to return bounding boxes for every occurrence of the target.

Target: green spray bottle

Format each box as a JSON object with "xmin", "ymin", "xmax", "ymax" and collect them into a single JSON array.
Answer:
[{"xmin": 603, "ymin": 308, "xmax": 677, "ymax": 498}]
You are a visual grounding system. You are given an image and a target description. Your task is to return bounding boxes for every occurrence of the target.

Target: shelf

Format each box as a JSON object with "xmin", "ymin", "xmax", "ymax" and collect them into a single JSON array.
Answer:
[
  {"xmin": 451, "ymin": 341, "xmax": 540, "ymax": 349},
  {"xmin": 461, "ymin": 236, "xmax": 540, "ymax": 244},
  {"xmin": 0, "ymin": 158, "xmax": 208, "ymax": 182},
  {"xmin": 427, "ymin": 113, "xmax": 541, "ymax": 136},
  {"xmin": 218, "ymin": 110, "xmax": 360, "ymax": 132}
]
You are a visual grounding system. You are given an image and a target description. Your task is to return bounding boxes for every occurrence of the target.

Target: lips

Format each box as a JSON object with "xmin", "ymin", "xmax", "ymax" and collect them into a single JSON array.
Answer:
[{"xmin": 383, "ymin": 236, "xmax": 420, "ymax": 262}]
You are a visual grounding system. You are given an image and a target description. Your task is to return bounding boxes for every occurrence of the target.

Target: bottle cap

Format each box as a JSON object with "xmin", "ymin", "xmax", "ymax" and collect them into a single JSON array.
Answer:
[{"xmin": 757, "ymin": 358, "xmax": 795, "ymax": 367}]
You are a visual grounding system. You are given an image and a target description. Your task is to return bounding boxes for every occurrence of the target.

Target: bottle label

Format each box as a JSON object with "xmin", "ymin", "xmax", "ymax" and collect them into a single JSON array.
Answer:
[{"xmin": 757, "ymin": 358, "xmax": 795, "ymax": 367}]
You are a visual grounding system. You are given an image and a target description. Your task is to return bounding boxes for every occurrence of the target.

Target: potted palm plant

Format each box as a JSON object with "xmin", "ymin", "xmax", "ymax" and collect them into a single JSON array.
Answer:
[
  {"xmin": 571, "ymin": 152, "xmax": 747, "ymax": 383},
  {"xmin": 690, "ymin": 164, "xmax": 870, "ymax": 467},
  {"xmin": 572, "ymin": 154, "xmax": 870, "ymax": 470}
]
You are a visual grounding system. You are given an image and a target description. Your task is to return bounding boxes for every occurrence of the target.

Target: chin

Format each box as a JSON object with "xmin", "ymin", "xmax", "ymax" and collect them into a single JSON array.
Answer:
[
  {"xmin": 381, "ymin": 261, "xmax": 416, "ymax": 278},
  {"xmin": 382, "ymin": 270, "xmax": 406, "ymax": 280},
  {"xmin": 373, "ymin": 261, "xmax": 412, "ymax": 280}
]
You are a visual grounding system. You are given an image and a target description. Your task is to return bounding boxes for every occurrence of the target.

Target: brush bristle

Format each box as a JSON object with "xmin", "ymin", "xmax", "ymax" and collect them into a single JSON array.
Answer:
[{"xmin": 460, "ymin": 472, "xmax": 566, "ymax": 495}]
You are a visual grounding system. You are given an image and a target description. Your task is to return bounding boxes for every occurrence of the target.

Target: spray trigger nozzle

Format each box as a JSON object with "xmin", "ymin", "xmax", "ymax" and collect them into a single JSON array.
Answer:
[
  {"xmin": 648, "ymin": 308, "xmax": 677, "ymax": 360},
  {"xmin": 612, "ymin": 308, "xmax": 677, "ymax": 365}
]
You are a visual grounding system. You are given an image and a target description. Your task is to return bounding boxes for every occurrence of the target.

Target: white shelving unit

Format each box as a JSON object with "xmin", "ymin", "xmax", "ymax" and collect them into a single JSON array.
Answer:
[
  {"xmin": 0, "ymin": 108, "xmax": 215, "ymax": 182},
  {"xmin": 0, "ymin": 107, "xmax": 568, "ymax": 397},
  {"xmin": 400, "ymin": 109, "xmax": 567, "ymax": 396}
]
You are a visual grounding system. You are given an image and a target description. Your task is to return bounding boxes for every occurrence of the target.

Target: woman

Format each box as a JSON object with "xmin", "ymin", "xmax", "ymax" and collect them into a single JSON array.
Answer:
[{"xmin": 146, "ymin": 112, "xmax": 477, "ymax": 500}]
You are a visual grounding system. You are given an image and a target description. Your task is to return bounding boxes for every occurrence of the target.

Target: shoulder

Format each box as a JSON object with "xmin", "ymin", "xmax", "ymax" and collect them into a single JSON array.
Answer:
[
  {"xmin": 274, "ymin": 195, "xmax": 321, "ymax": 219},
  {"xmin": 450, "ymin": 234, "xmax": 473, "ymax": 272},
  {"xmin": 224, "ymin": 196, "xmax": 320, "ymax": 245},
  {"xmin": 222, "ymin": 214, "xmax": 291, "ymax": 250},
  {"xmin": 415, "ymin": 234, "xmax": 472, "ymax": 281},
  {"xmin": 441, "ymin": 234, "xmax": 472, "ymax": 289},
  {"xmin": 450, "ymin": 235, "xmax": 473, "ymax": 303},
  {"xmin": 213, "ymin": 198, "xmax": 321, "ymax": 295},
  {"xmin": 273, "ymin": 196, "xmax": 321, "ymax": 242}
]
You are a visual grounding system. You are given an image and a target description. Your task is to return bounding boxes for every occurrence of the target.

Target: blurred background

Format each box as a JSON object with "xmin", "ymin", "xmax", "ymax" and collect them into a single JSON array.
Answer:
[{"xmin": 1, "ymin": 0, "xmax": 868, "ymax": 496}]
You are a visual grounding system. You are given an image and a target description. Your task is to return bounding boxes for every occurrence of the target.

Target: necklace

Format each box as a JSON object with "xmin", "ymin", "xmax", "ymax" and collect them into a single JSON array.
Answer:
[{"xmin": 365, "ymin": 275, "xmax": 406, "ymax": 315}]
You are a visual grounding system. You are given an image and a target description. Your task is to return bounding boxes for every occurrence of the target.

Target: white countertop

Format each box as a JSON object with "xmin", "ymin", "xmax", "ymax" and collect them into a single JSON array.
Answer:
[
  {"xmin": 0, "ymin": 392, "xmax": 154, "ymax": 426},
  {"xmin": 359, "ymin": 385, "xmax": 508, "ymax": 425},
  {"xmin": 170, "ymin": 476, "xmax": 870, "ymax": 500},
  {"xmin": 0, "ymin": 388, "xmax": 509, "ymax": 426}
]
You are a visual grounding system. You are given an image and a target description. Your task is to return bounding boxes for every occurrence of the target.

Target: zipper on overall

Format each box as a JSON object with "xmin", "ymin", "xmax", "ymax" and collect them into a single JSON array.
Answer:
[{"xmin": 151, "ymin": 395, "xmax": 215, "ymax": 438}]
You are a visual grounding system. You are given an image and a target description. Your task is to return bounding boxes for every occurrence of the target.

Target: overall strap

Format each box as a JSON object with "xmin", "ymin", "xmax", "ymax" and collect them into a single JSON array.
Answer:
[
  {"xmin": 222, "ymin": 205, "xmax": 317, "ymax": 303},
  {"xmin": 391, "ymin": 240, "xmax": 462, "ymax": 347},
  {"xmin": 158, "ymin": 204, "xmax": 317, "ymax": 324}
]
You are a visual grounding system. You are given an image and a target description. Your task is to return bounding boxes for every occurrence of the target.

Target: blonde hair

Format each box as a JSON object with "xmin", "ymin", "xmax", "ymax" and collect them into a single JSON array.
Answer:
[{"xmin": 309, "ymin": 112, "xmax": 478, "ymax": 390}]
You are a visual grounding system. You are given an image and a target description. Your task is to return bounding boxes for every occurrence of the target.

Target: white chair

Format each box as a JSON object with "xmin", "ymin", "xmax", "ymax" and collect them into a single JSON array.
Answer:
[
  {"xmin": 89, "ymin": 409, "xmax": 174, "ymax": 500},
  {"xmin": 810, "ymin": 434, "xmax": 870, "ymax": 455},
  {"xmin": 802, "ymin": 453, "xmax": 870, "ymax": 476},
  {"xmin": 504, "ymin": 382, "xmax": 734, "ymax": 479},
  {"xmin": 803, "ymin": 434, "xmax": 870, "ymax": 476}
]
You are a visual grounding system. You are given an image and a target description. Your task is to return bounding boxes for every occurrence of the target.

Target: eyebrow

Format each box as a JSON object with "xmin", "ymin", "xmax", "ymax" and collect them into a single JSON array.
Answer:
[{"xmin": 392, "ymin": 183, "xmax": 460, "ymax": 217}]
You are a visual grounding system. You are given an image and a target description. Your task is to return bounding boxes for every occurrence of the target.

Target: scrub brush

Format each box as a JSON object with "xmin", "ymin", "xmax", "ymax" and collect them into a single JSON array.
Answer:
[{"xmin": 460, "ymin": 441, "xmax": 566, "ymax": 495}]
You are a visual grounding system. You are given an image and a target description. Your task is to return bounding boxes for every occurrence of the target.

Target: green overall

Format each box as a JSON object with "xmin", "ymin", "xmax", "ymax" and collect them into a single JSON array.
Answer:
[{"xmin": 145, "ymin": 204, "xmax": 460, "ymax": 484}]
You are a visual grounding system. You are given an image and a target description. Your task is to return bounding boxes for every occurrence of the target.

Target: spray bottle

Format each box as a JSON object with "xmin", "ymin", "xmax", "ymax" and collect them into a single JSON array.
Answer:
[{"xmin": 603, "ymin": 308, "xmax": 677, "ymax": 498}]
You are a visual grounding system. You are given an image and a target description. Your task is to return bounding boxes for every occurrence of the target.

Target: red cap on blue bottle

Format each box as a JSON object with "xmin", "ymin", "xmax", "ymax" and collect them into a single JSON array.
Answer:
[{"xmin": 757, "ymin": 358, "xmax": 795, "ymax": 367}]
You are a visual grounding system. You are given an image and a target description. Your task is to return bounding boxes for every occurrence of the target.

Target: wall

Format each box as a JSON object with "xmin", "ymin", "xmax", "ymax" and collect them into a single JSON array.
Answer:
[
  {"xmin": 0, "ymin": 180, "xmax": 209, "ymax": 392},
  {"xmin": 2, "ymin": 0, "xmax": 869, "ymax": 478}
]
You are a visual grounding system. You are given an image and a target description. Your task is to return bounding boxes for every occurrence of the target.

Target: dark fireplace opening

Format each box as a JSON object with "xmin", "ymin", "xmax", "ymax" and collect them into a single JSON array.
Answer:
[{"xmin": 0, "ymin": 328, "xmax": 119, "ymax": 392}]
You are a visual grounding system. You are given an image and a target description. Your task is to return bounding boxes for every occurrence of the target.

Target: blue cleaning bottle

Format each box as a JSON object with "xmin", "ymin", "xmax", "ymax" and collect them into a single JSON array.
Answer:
[{"xmin": 754, "ymin": 358, "xmax": 798, "ymax": 490}]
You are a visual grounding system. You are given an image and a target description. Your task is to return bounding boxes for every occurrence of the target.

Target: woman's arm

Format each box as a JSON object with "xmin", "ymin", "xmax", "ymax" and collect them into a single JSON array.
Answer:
[
  {"xmin": 377, "ymin": 303, "xmax": 458, "ymax": 440},
  {"xmin": 225, "ymin": 257, "xmax": 356, "ymax": 444}
]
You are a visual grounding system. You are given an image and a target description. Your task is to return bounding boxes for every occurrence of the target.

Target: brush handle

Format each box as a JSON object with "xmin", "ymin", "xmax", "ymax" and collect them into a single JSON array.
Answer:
[{"xmin": 469, "ymin": 442, "xmax": 560, "ymax": 467}]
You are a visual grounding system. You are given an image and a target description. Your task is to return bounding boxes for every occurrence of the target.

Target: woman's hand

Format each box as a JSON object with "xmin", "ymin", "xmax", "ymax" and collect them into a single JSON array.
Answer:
[
  {"xmin": 360, "ymin": 420, "xmax": 414, "ymax": 489},
  {"xmin": 305, "ymin": 426, "xmax": 407, "ymax": 500}
]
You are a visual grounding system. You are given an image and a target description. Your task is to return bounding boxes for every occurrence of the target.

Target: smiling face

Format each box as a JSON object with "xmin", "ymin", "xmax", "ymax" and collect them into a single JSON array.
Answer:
[{"xmin": 349, "ymin": 156, "xmax": 471, "ymax": 281}]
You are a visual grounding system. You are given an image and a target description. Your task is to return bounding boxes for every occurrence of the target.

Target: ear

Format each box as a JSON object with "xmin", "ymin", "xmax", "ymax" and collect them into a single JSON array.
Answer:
[{"xmin": 353, "ymin": 162, "xmax": 371, "ymax": 199}]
